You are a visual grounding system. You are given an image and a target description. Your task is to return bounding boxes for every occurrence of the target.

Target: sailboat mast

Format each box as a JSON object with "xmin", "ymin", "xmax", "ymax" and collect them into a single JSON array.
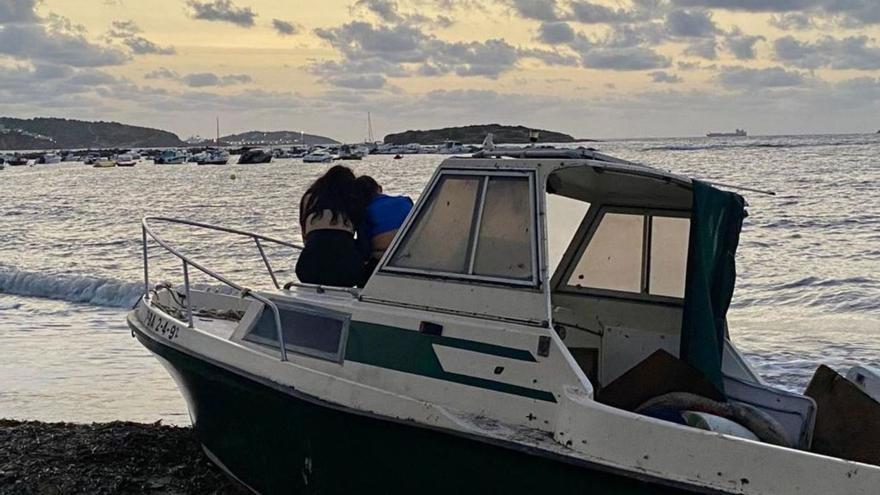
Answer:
[
  {"xmin": 367, "ymin": 112, "xmax": 373, "ymax": 143},
  {"xmin": 215, "ymin": 116, "xmax": 219, "ymax": 145}
]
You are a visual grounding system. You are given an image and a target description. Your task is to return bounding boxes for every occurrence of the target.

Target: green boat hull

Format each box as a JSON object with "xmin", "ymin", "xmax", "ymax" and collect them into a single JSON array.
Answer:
[{"xmin": 133, "ymin": 326, "xmax": 702, "ymax": 495}]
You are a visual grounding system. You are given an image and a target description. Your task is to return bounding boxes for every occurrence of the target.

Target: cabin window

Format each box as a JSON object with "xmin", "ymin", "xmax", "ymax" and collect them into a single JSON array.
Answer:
[
  {"xmin": 472, "ymin": 177, "xmax": 533, "ymax": 280},
  {"xmin": 386, "ymin": 171, "xmax": 537, "ymax": 285},
  {"xmin": 546, "ymin": 194, "xmax": 591, "ymax": 276},
  {"xmin": 566, "ymin": 209, "xmax": 690, "ymax": 300},
  {"xmin": 388, "ymin": 175, "xmax": 481, "ymax": 273},
  {"xmin": 649, "ymin": 216, "xmax": 690, "ymax": 298},
  {"xmin": 245, "ymin": 303, "xmax": 349, "ymax": 362},
  {"xmin": 568, "ymin": 213, "xmax": 644, "ymax": 293}
]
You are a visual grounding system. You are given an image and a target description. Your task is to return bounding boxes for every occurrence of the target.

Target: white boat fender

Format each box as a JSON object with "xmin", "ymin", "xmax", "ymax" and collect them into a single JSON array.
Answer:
[{"xmin": 637, "ymin": 392, "xmax": 791, "ymax": 447}]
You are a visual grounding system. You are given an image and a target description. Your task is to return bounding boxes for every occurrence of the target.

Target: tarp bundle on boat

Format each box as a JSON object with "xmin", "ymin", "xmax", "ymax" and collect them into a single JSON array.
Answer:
[{"xmin": 680, "ymin": 180, "xmax": 746, "ymax": 393}]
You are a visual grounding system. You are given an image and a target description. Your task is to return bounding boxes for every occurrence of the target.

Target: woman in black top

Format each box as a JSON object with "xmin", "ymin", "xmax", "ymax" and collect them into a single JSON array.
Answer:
[{"xmin": 295, "ymin": 166, "xmax": 364, "ymax": 287}]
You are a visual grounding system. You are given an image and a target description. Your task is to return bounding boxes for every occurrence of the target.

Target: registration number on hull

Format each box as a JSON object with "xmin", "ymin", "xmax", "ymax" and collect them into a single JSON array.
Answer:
[{"xmin": 140, "ymin": 304, "xmax": 182, "ymax": 341}]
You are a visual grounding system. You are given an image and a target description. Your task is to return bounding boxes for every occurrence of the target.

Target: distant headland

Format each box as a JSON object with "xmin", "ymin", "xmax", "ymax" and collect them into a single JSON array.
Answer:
[
  {"xmin": 383, "ymin": 124, "xmax": 583, "ymax": 145},
  {"xmin": 0, "ymin": 117, "xmax": 185, "ymax": 150},
  {"xmin": 0, "ymin": 117, "xmax": 340, "ymax": 150},
  {"xmin": 210, "ymin": 130, "xmax": 339, "ymax": 147}
]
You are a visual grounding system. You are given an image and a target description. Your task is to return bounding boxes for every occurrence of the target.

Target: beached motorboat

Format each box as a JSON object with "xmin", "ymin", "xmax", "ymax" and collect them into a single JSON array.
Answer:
[
  {"xmin": 115, "ymin": 153, "xmax": 138, "ymax": 167},
  {"xmin": 155, "ymin": 149, "xmax": 188, "ymax": 165},
  {"xmin": 302, "ymin": 149, "xmax": 333, "ymax": 163},
  {"xmin": 197, "ymin": 149, "xmax": 230, "ymax": 165},
  {"xmin": 128, "ymin": 148, "xmax": 880, "ymax": 495}
]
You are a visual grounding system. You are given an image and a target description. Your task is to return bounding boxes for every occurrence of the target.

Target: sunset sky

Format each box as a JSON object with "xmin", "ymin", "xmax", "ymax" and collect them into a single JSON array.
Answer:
[{"xmin": 2, "ymin": 0, "xmax": 880, "ymax": 141}]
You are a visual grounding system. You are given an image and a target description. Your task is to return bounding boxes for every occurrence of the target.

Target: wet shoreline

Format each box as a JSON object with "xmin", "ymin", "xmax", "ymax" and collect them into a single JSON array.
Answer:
[{"xmin": 0, "ymin": 419, "xmax": 246, "ymax": 494}]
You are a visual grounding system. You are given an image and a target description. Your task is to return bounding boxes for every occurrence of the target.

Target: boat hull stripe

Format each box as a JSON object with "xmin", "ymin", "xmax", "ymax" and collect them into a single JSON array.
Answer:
[{"xmin": 345, "ymin": 322, "xmax": 556, "ymax": 403}]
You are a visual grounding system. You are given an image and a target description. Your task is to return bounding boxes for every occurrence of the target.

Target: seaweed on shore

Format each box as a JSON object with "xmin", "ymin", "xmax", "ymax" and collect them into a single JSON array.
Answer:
[{"xmin": 0, "ymin": 419, "xmax": 247, "ymax": 495}]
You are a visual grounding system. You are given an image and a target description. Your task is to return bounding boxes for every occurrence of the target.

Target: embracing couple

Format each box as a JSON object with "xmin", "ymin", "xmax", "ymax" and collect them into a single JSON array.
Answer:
[{"xmin": 296, "ymin": 165, "xmax": 413, "ymax": 288}]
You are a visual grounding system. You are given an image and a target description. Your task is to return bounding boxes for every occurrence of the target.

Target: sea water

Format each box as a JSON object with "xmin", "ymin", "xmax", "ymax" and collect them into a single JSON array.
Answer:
[{"xmin": 1, "ymin": 134, "xmax": 878, "ymax": 424}]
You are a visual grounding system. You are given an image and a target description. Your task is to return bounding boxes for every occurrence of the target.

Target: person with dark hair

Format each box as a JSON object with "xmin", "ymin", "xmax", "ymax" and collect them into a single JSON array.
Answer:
[
  {"xmin": 352, "ymin": 175, "xmax": 413, "ymax": 285},
  {"xmin": 295, "ymin": 165, "xmax": 364, "ymax": 287}
]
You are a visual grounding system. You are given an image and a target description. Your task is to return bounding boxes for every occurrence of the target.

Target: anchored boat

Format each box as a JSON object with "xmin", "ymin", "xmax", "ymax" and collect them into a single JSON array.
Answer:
[
  {"xmin": 197, "ymin": 149, "xmax": 230, "ymax": 165},
  {"xmin": 128, "ymin": 148, "xmax": 880, "ymax": 494}
]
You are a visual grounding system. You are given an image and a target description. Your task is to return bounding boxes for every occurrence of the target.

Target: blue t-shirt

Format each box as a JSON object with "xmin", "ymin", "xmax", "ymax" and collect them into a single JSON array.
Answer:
[
  {"xmin": 356, "ymin": 194, "xmax": 413, "ymax": 258},
  {"xmin": 364, "ymin": 194, "xmax": 413, "ymax": 238}
]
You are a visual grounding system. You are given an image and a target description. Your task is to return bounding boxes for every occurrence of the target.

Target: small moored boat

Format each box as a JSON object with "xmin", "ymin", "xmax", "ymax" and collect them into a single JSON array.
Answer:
[
  {"xmin": 197, "ymin": 149, "xmax": 230, "ymax": 165},
  {"xmin": 92, "ymin": 158, "xmax": 115, "ymax": 168},
  {"xmin": 115, "ymin": 153, "xmax": 138, "ymax": 167},
  {"xmin": 128, "ymin": 148, "xmax": 880, "ymax": 495},
  {"xmin": 237, "ymin": 148, "xmax": 273, "ymax": 164},
  {"xmin": 302, "ymin": 149, "xmax": 333, "ymax": 163},
  {"xmin": 7, "ymin": 154, "xmax": 29, "ymax": 166},
  {"xmin": 155, "ymin": 149, "xmax": 188, "ymax": 165},
  {"xmin": 37, "ymin": 153, "xmax": 62, "ymax": 164}
]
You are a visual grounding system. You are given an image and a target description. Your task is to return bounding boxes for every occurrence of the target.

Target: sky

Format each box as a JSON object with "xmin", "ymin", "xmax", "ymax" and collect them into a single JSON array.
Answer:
[{"xmin": 1, "ymin": 0, "xmax": 880, "ymax": 141}]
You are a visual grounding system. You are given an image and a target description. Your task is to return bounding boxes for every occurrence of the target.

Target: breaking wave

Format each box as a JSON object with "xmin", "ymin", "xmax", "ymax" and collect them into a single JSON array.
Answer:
[
  {"xmin": 0, "ymin": 268, "xmax": 144, "ymax": 309},
  {"xmin": 0, "ymin": 268, "xmax": 241, "ymax": 309}
]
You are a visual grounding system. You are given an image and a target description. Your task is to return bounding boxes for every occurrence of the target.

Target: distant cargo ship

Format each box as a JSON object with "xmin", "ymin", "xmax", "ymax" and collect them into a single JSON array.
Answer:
[{"xmin": 707, "ymin": 129, "xmax": 747, "ymax": 137}]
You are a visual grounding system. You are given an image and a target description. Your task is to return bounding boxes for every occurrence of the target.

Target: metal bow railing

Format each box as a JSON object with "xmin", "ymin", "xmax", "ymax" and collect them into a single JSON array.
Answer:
[{"xmin": 141, "ymin": 216, "xmax": 307, "ymax": 361}]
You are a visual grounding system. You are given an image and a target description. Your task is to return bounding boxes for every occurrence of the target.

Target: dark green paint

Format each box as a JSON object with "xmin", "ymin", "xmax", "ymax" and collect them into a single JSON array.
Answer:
[
  {"xmin": 345, "ymin": 321, "xmax": 556, "ymax": 402},
  {"xmin": 133, "ymin": 324, "xmax": 699, "ymax": 495}
]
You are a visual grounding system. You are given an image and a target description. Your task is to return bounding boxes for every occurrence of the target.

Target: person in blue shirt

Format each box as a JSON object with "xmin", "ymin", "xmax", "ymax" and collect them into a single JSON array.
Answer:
[{"xmin": 352, "ymin": 175, "xmax": 413, "ymax": 285}]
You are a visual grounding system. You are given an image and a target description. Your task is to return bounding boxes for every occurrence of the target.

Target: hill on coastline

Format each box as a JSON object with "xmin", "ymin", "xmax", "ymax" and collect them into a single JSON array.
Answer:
[
  {"xmin": 220, "ymin": 130, "xmax": 339, "ymax": 146},
  {"xmin": 383, "ymin": 124, "xmax": 577, "ymax": 145},
  {"xmin": 0, "ymin": 117, "xmax": 185, "ymax": 150}
]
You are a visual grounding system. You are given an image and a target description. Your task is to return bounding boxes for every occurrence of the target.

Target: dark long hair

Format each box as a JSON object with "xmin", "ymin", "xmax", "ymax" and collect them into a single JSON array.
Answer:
[
  {"xmin": 302, "ymin": 165, "xmax": 357, "ymax": 225},
  {"xmin": 351, "ymin": 175, "xmax": 382, "ymax": 225}
]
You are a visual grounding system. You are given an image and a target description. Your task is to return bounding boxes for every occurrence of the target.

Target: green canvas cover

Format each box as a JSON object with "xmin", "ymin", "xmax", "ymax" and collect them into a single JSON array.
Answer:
[{"xmin": 680, "ymin": 180, "xmax": 746, "ymax": 393}]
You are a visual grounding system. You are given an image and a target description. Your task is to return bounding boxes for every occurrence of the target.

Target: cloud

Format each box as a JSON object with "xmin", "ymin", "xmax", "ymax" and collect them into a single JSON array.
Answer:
[
  {"xmin": 724, "ymin": 28, "xmax": 764, "ymax": 60},
  {"xmin": 353, "ymin": 0, "xmax": 454, "ymax": 27},
  {"xmin": 581, "ymin": 46, "xmax": 671, "ymax": 70},
  {"xmin": 106, "ymin": 20, "xmax": 175, "ymax": 55},
  {"xmin": 670, "ymin": 0, "xmax": 822, "ymax": 12},
  {"xmin": 650, "ymin": 70, "xmax": 682, "ymax": 83},
  {"xmin": 183, "ymin": 72, "xmax": 252, "ymax": 87},
  {"xmin": 0, "ymin": 0, "xmax": 38, "ymax": 23},
  {"xmin": 186, "ymin": 0, "xmax": 256, "ymax": 27},
  {"xmin": 665, "ymin": 10, "xmax": 718, "ymax": 38},
  {"xmin": 518, "ymin": 47, "xmax": 579, "ymax": 66},
  {"xmin": 768, "ymin": 13, "xmax": 814, "ymax": 31},
  {"xmin": 824, "ymin": 1, "xmax": 880, "ymax": 27},
  {"xmin": 718, "ymin": 66, "xmax": 805, "ymax": 89},
  {"xmin": 507, "ymin": 0, "xmax": 559, "ymax": 21},
  {"xmin": 271, "ymin": 18, "xmax": 297, "ymax": 35},
  {"xmin": 145, "ymin": 67, "xmax": 179, "ymax": 79},
  {"xmin": 0, "ymin": 23, "xmax": 129, "ymax": 67},
  {"xmin": 774, "ymin": 35, "xmax": 880, "ymax": 70},
  {"xmin": 570, "ymin": 1, "xmax": 650, "ymax": 24},
  {"xmin": 144, "ymin": 68, "xmax": 252, "ymax": 87},
  {"xmin": 314, "ymin": 21, "xmax": 524, "ymax": 80},
  {"xmin": 672, "ymin": 0, "xmax": 880, "ymax": 26},
  {"xmin": 537, "ymin": 21, "xmax": 574, "ymax": 44},
  {"xmin": 684, "ymin": 38, "xmax": 718, "ymax": 59},
  {"xmin": 323, "ymin": 73, "xmax": 387, "ymax": 89}
]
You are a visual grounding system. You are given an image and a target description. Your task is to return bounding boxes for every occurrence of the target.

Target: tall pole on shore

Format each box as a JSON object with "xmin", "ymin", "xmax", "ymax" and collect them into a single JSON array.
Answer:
[{"xmin": 367, "ymin": 112, "xmax": 374, "ymax": 143}]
